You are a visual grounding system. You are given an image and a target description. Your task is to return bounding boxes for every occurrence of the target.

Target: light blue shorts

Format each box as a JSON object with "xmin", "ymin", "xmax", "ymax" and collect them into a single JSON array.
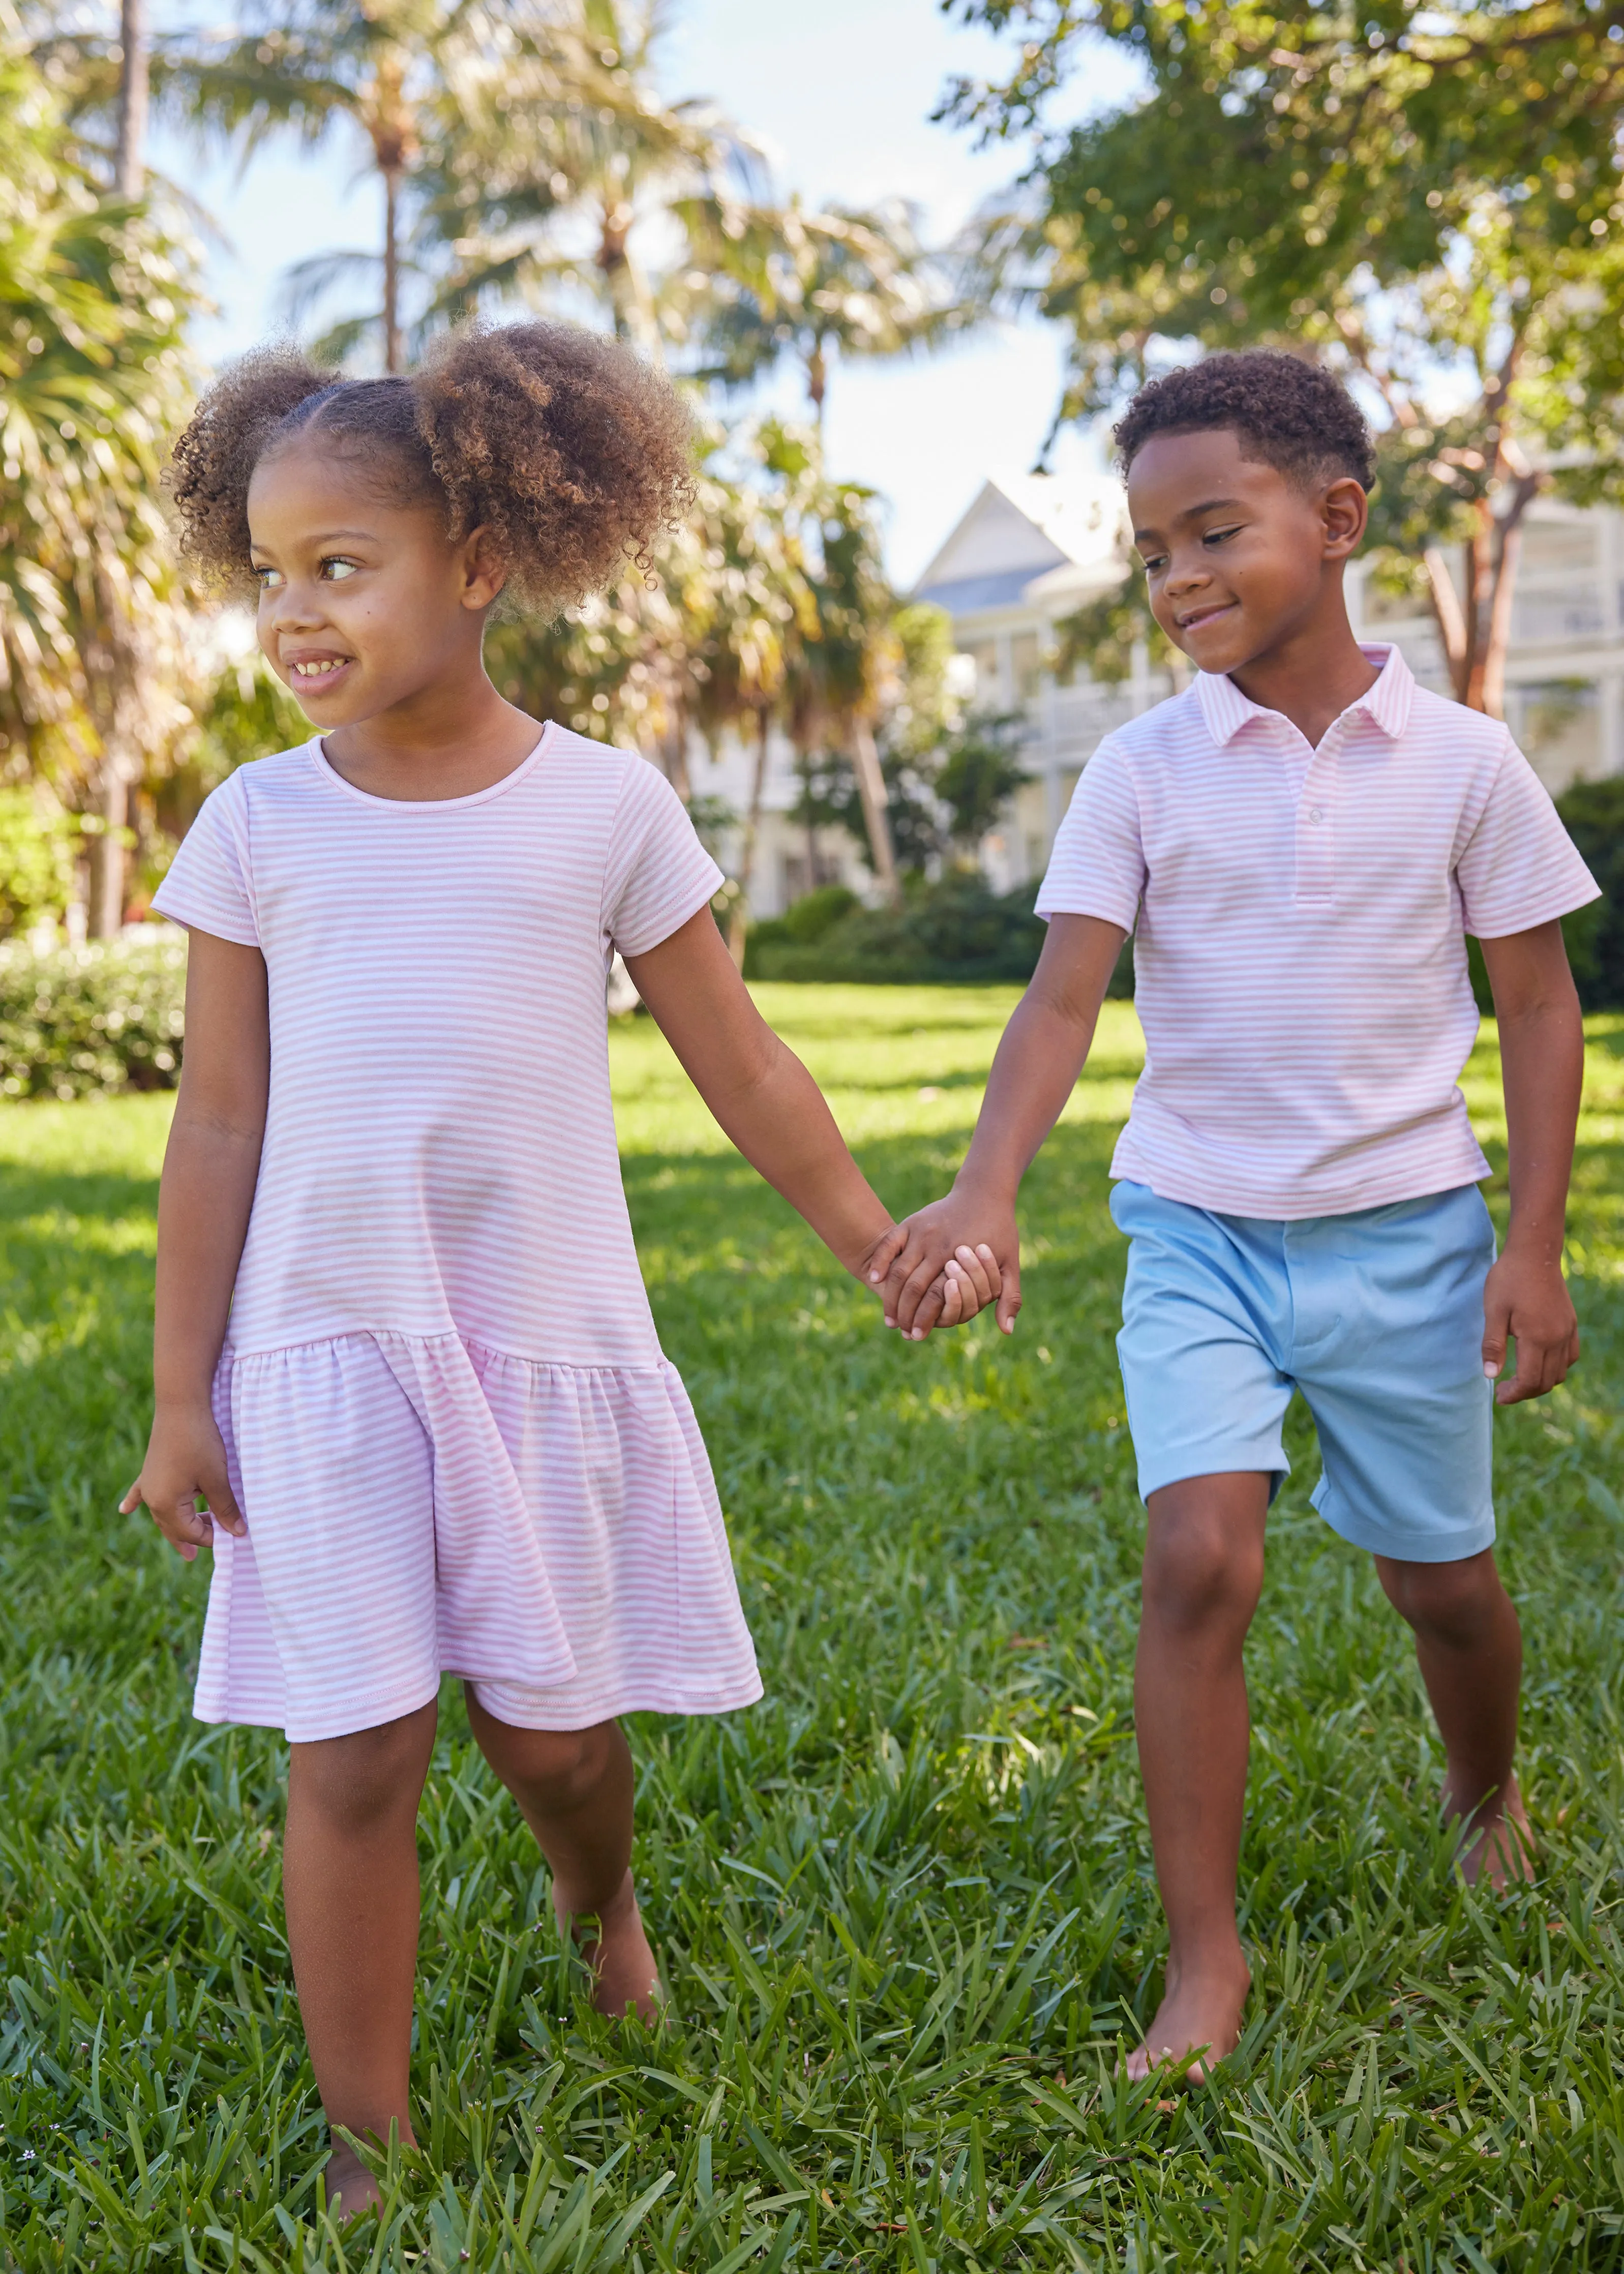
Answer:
[{"xmin": 1110, "ymin": 1179, "xmax": 1497, "ymax": 1564}]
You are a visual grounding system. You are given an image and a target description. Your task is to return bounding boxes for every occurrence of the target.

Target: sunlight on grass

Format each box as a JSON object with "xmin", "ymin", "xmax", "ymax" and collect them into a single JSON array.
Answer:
[{"xmin": 2, "ymin": 988, "xmax": 1623, "ymax": 2268}]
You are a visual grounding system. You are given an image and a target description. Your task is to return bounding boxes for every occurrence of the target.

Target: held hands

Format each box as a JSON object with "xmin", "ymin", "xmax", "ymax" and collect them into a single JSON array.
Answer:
[
  {"xmin": 1482, "ymin": 1240, "xmax": 1580, "ymax": 1404},
  {"xmin": 120, "ymin": 1402, "xmax": 248, "ymax": 1561},
  {"xmin": 862, "ymin": 1187, "xmax": 1021, "ymax": 1341}
]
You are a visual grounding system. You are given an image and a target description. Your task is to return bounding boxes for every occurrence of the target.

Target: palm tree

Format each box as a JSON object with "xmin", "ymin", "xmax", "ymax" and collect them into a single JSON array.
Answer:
[
  {"xmin": 0, "ymin": 26, "xmax": 199, "ymax": 931},
  {"xmin": 679, "ymin": 192, "xmax": 983, "ymax": 430},
  {"xmin": 419, "ymin": 0, "xmax": 757, "ymax": 359}
]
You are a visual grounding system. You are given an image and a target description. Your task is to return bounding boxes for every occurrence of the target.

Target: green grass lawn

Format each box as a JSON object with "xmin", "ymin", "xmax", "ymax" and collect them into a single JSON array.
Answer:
[{"xmin": 3, "ymin": 985, "xmax": 1624, "ymax": 2271}]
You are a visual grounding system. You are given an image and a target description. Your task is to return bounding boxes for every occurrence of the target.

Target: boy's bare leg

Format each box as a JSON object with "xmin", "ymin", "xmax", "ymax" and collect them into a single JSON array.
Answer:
[
  {"xmin": 1128, "ymin": 1472, "xmax": 1269, "ymax": 2081},
  {"xmin": 464, "ymin": 1693, "xmax": 659, "ymax": 2019},
  {"xmin": 283, "ymin": 1700, "xmax": 438, "ymax": 2219},
  {"xmin": 1374, "ymin": 1547, "xmax": 1532, "ymax": 1887}
]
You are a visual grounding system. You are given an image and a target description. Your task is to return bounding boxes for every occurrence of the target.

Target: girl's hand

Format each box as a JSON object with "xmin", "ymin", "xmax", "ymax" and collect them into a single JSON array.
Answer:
[
  {"xmin": 121, "ymin": 1402, "xmax": 248, "ymax": 1562},
  {"xmin": 867, "ymin": 1192, "xmax": 1020, "ymax": 1340}
]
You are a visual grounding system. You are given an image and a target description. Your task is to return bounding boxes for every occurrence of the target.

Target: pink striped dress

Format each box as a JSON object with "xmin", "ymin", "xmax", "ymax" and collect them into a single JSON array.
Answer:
[{"xmin": 152, "ymin": 726, "xmax": 763, "ymax": 1743}]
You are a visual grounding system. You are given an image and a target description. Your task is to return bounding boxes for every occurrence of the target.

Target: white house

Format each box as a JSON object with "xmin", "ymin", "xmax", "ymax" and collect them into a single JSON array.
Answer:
[{"xmin": 694, "ymin": 472, "xmax": 1624, "ymax": 917}]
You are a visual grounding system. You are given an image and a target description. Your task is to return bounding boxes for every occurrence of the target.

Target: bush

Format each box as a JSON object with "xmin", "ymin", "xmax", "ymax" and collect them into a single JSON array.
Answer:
[
  {"xmin": 0, "ymin": 934, "xmax": 188, "ymax": 1100},
  {"xmin": 747, "ymin": 873, "xmax": 1141, "ymax": 990},
  {"xmin": 1552, "ymin": 780, "xmax": 1624, "ymax": 1011},
  {"xmin": 0, "ymin": 789, "xmax": 79, "ymax": 939},
  {"xmin": 748, "ymin": 874, "xmax": 1048, "ymax": 984}
]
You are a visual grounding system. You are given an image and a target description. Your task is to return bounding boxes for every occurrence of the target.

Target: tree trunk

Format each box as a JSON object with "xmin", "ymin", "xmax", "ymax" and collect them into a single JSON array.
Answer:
[
  {"xmin": 728, "ymin": 707, "xmax": 772, "ymax": 969},
  {"xmin": 1423, "ymin": 546, "xmax": 1471, "ymax": 705},
  {"xmin": 96, "ymin": 6, "xmax": 147, "ymax": 940},
  {"xmin": 850, "ymin": 718, "xmax": 900, "ymax": 905},
  {"xmin": 383, "ymin": 164, "xmax": 403, "ymax": 374},
  {"xmin": 88, "ymin": 771, "xmax": 128, "ymax": 938},
  {"xmin": 115, "ymin": 0, "xmax": 148, "ymax": 199}
]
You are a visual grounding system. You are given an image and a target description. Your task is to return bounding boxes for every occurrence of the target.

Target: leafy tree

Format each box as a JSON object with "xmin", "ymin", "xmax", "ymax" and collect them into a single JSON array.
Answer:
[
  {"xmin": 42, "ymin": 0, "xmax": 609, "ymax": 372},
  {"xmin": 944, "ymin": 0, "xmax": 1624, "ymax": 713},
  {"xmin": 934, "ymin": 708, "xmax": 1029, "ymax": 853},
  {"xmin": 679, "ymin": 191, "xmax": 982, "ymax": 426},
  {"xmin": 0, "ymin": 21, "xmax": 199, "ymax": 930},
  {"xmin": 419, "ymin": 0, "xmax": 757, "ymax": 358}
]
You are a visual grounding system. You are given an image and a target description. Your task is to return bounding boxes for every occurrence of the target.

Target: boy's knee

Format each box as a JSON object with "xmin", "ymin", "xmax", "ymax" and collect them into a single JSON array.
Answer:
[
  {"xmin": 291, "ymin": 1703, "xmax": 435, "ymax": 1833},
  {"xmin": 1142, "ymin": 1499, "xmax": 1265, "ymax": 1631},
  {"xmin": 1378, "ymin": 1548, "xmax": 1507, "ymax": 1647}
]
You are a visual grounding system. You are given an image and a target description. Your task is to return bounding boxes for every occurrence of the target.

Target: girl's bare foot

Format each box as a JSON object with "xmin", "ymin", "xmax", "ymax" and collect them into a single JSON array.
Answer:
[
  {"xmin": 1456, "ymin": 1776, "xmax": 1536, "ymax": 1889},
  {"xmin": 564, "ymin": 1869, "xmax": 661, "ymax": 2021},
  {"xmin": 324, "ymin": 2139, "xmax": 384, "ymax": 2220},
  {"xmin": 1124, "ymin": 1950, "xmax": 1250, "ymax": 2083}
]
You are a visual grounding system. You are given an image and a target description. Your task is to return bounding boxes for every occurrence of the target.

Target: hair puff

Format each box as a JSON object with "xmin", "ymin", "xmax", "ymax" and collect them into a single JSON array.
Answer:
[{"xmin": 166, "ymin": 322, "xmax": 697, "ymax": 614}]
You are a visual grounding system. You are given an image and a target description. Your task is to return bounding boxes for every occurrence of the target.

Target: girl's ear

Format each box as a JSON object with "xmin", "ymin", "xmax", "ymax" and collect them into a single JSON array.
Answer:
[{"xmin": 459, "ymin": 524, "xmax": 508, "ymax": 612}]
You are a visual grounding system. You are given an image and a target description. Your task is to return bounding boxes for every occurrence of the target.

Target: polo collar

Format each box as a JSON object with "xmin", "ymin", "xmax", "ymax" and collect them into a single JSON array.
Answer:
[{"xmin": 1194, "ymin": 642, "xmax": 1414, "ymax": 746}]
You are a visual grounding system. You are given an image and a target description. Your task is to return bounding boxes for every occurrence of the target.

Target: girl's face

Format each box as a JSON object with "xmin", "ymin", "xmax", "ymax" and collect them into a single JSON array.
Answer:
[{"xmin": 248, "ymin": 444, "xmax": 503, "ymax": 728}]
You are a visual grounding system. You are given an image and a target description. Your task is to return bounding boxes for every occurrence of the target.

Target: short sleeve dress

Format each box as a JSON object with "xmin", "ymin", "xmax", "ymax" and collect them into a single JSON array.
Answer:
[{"xmin": 152, "ymin": 725, "xmax": 763, "ymax": 1743}]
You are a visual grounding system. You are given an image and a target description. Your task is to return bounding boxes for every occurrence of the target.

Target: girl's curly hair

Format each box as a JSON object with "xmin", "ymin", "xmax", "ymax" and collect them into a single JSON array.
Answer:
[{"xmin": 167, "ymin": 323, "xmax": 697, "ymax": 613}]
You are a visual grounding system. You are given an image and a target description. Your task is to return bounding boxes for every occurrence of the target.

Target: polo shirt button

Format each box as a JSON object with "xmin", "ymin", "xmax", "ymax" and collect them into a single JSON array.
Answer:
[{"xmin": 1309, "ymin": 807, "xmax": 1324, "ymax": 822}]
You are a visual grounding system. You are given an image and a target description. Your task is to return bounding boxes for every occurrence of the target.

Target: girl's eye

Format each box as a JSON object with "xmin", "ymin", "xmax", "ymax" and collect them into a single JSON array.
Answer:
[
  {"xmin": 1141, "ymin": 555, "xmax": 1168, "ymax": 575},
  {"xmin": 1204, "ymin": 525, "xmax": 1243, "ymax": 547},
  {"xmin": 320, "ymin": 556, "xmax": 360, "ymax": 581},
  {"xmin": 253, "ymin": 564, "xmax": 283, "ymax": 590}
]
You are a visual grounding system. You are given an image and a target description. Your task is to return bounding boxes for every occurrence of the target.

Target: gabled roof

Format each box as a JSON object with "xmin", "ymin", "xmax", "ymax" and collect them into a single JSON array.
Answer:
[{"xmin": 913, "ymin": 471, "xmax": 1128, "ymax": 617}]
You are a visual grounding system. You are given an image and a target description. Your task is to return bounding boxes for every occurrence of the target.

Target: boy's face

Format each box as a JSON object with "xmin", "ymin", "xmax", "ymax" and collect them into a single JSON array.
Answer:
[
  {"xmin": 248, "ymin": 444, "xmax": 502, "ymax": 729},
  {"xmin": 1126, "ymin": 427, "xmax": 1368, "ymax": 679}
]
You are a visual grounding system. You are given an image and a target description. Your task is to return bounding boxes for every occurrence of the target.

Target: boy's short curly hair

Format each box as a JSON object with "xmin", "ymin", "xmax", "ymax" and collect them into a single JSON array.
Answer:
[
  {"xmin": 167, "ymin": 322, "xmax": 697, "ymax": 613},
  {"xmin": 1114, "ymin": 350, "xmax": 1376, "ymax": 493}
]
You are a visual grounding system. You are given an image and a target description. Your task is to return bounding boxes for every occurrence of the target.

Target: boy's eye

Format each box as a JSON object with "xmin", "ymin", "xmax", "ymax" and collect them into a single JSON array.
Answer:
[
  {"xmin": 1140, "ymin": 554, "xmax": 1168, "ymax": 575},
  {"xmin": 1203, "ymin": 524, "xmax": 1243, "ymax": 547},
  {"xmin": 253, "ymin": 563, "xmax": 283, "ymax": 590},
  {"xmin": 320, "ymin": 556, "xmax": 360, "ymax": 581}
]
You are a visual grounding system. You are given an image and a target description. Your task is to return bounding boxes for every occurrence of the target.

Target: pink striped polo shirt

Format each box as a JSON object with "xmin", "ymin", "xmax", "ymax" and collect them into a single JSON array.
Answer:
[{"xmin": 1035, "ymin": 643, "xmax": 1599, "ymax": 1219}]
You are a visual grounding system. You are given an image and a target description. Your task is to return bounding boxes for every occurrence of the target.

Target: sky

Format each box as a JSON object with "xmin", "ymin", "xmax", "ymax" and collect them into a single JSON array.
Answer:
[{"xmin": 147, "ymin": 0, "xmax": 1142, "ymax": 586}]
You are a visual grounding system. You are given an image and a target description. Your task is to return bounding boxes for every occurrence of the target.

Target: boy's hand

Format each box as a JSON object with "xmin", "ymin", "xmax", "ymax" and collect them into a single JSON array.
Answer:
[
  {"xmin": 1482, "ymin": 1245, "xmax": 1579, "ymax": 1403},
  {"xmin": 121, "ymin": 1400, "xmax": 248, "ymax": 1562},
  {"xmin": 867, "ymin": 1190, "xmax": 1020, "ymax": 1340}
]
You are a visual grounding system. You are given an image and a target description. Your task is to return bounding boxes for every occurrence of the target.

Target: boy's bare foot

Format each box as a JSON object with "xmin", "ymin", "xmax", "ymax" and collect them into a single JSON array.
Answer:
[
  {"xmin": 1124, "ymin": 1951, "xmax": 1251, "ymax": 2083},
  {"xmin": 564, "ymin": 1869, "xmax": 662, "ymax": 2021},
  {"xmin": 324, "ymin": 2140, "xmax": 384, "ymax": 2221},
  {"xmin": 1455, "ymin": 1777, "xmax": 1536, "ymax": 1890}
]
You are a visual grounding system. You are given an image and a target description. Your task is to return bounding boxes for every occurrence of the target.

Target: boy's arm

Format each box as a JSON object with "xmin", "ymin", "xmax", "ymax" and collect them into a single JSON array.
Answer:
[
  {"xmin": 868, "ymin": 914, "xmax": 1128, "ymax": 1338},
  {"xmin": 625, "ymin": 907, "xmax": 909, "ymax": 1291},
  {"xmin": 1478, "ymin": 917, "xmax": 1584, "ymax": 1403},
  {"xmin": 122, "ymin": 931, "xmax": 267, "ymax": 1555}
]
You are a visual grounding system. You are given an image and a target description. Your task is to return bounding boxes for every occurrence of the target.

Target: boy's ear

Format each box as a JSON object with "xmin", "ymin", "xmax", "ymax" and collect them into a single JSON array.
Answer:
[
  {"xmin": 1320, "ymin": 474, "xmax": 1369, "ymax": 560},
  {"xmin": 460, "ymin": 523, "xmax": 508, "ymax": 611}
]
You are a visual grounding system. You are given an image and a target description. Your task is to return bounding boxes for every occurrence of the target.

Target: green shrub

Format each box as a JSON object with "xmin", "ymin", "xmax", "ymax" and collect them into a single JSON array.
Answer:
[
  {"xmin": 0, "ymin": 789, "xmax": 79, "ymax": 938},
  {"xmin": 1552, "ymin": 779, "xmax": 1624, "ymax": 1011},
  {"xmin": 0, "ymin": 933, "xmax": 188, "ymax": 1100},
  {"xmin": 749, "ymin": 873, "xmax": 1140, "ymax": 990}
]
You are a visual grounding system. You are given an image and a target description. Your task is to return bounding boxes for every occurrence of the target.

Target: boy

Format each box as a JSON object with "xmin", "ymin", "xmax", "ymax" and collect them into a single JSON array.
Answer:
[{"xmin": 871, "ymin": 351, "xmax": 1597, "ymax": 2078}]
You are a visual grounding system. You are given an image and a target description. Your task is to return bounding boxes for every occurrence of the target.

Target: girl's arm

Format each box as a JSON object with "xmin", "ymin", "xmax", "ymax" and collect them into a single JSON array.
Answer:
[
  {"xmin": 624, "ymin": 908, "xmax": 899, "ymax": 1284},
  {"xmin": 120, "ymin": 931, "xmax": 269, "ymax": 1558},
  {"xmin": 866, "ymin": 913, "xmax": 1128, "ymax": 1338},
  {"xmin": 1478, "ymin": 917, "xmax": 1585, "ymax": 1403}
]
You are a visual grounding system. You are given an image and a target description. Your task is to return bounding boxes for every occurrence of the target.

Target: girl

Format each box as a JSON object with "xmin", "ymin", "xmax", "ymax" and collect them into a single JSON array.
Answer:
[{"xmin": 124, "ymin": 324, "xmax": 994, "ymax": 2217}]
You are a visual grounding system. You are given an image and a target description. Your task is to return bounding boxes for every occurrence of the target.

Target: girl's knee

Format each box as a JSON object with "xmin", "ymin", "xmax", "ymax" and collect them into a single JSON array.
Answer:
[
  {"xmin": 475, "ymin": 1711, "xmax": 620, "ymax": 1813},
  {"xmin": 290, "ymin": 1703, "xmax": 436, "ymax": 1833}
]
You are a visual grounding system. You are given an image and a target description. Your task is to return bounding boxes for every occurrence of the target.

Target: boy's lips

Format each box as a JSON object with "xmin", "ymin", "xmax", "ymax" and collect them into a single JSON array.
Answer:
[{"xmin": 1177, "ymin": 602, "xmax": 1238, "ymax": 633}]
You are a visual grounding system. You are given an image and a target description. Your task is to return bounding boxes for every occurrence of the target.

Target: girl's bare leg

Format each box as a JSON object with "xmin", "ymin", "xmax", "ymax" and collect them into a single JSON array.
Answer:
[
  {"xmin": 1374, "ymin": 1546, "xmax": 1532, "ymax": 1887},
  {"xmin": 465, "ymin": 1693, "xmax": 658, "ymax": 2017},
  {"xmin": 283, "ymin": 1700, "xmax": 438, "ymax": 2218},
  {"xmin": 1128, "ymin": 1473, "xmax": 1269, "ymax": 2081}
]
